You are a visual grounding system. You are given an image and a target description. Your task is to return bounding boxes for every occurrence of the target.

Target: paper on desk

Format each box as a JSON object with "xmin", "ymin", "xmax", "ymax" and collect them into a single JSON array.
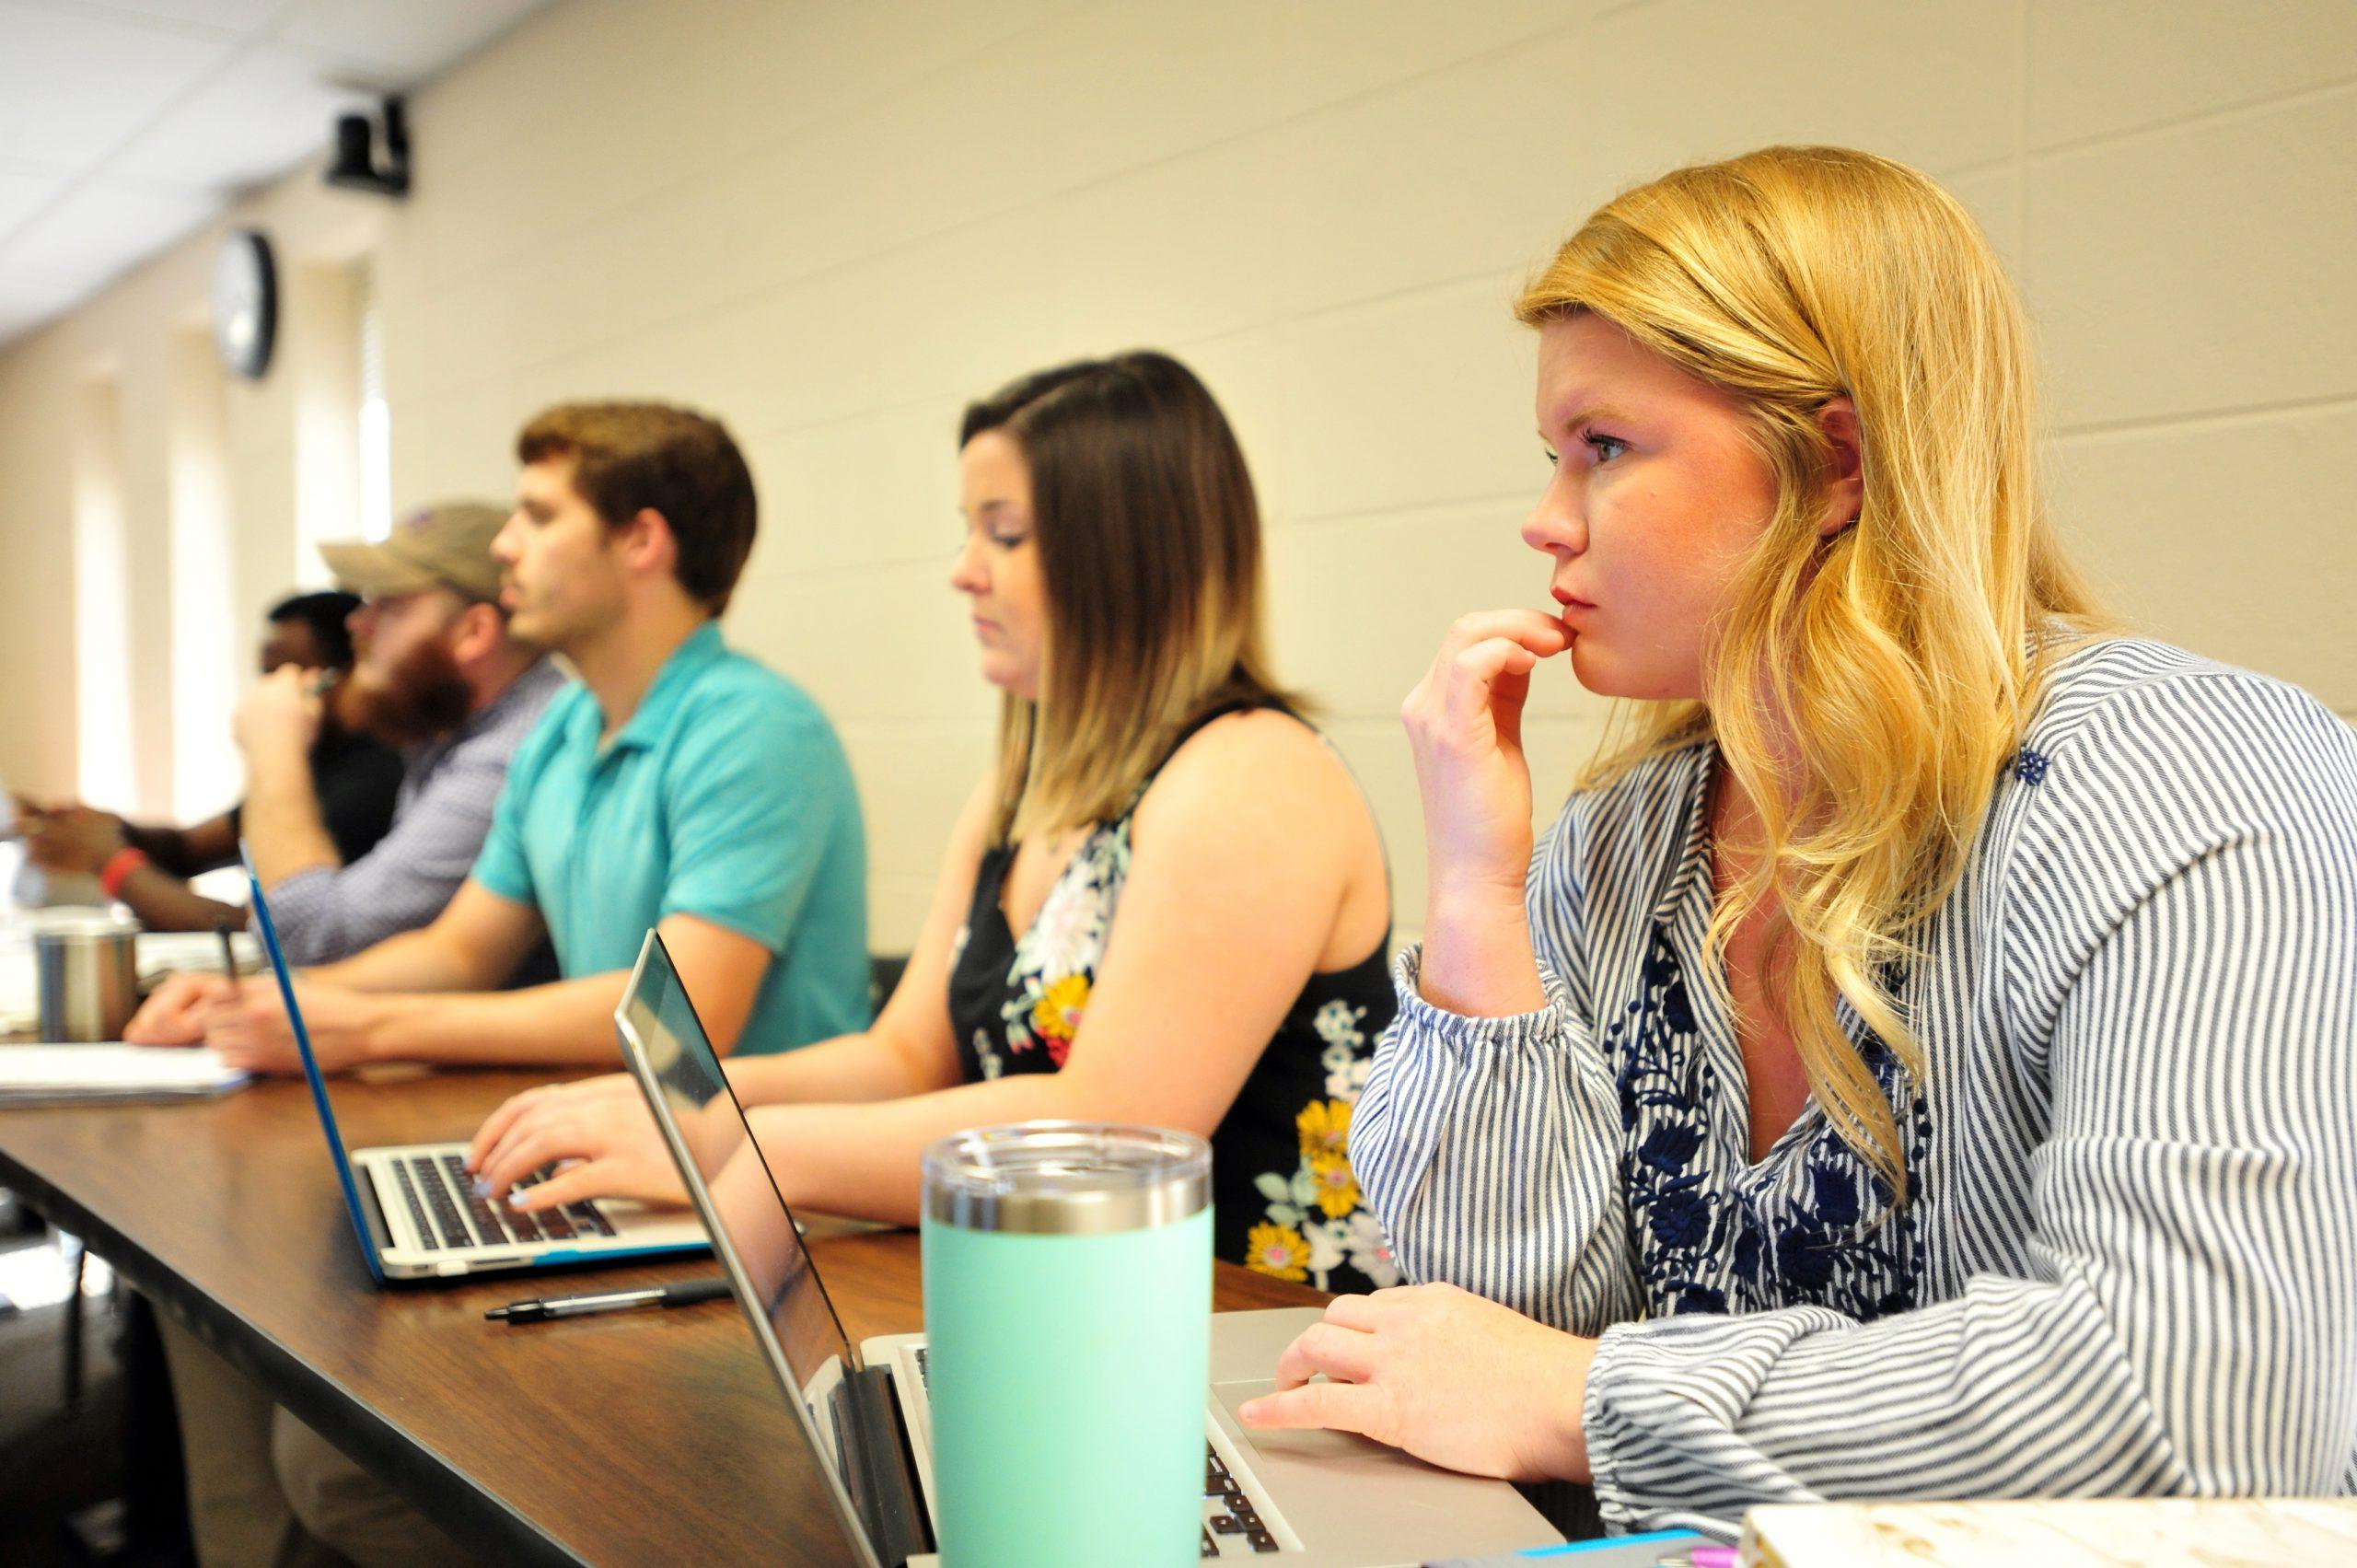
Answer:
[
  {"xmin": 0, "ymin": 1043, "xmax": 250, "ymax": 1101},
  {"xmin": 1738, "ymin": 1496, "xmax": 2357, "ymax": 1566}
]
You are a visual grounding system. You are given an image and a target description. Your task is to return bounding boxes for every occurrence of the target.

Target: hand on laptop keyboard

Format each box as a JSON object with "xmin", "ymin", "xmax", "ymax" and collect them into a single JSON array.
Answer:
[
  {"xmin": 399, "ymin": 1156, "xmax": 614, "ymax": 1250},
  {"xmin": 463, "ymin": 1074, "xmax": 691, "ymax": 1214}
]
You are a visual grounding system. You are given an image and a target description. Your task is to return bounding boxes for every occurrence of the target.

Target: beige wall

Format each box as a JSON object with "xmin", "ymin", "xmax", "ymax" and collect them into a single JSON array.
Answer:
[{"xmin": 3, "ymin": 0, "xmax": 2351, "ymax": 948}]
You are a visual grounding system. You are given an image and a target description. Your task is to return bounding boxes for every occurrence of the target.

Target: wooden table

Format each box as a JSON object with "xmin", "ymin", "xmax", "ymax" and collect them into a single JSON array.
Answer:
[{"xmin": 0, "ymin": 1068, "xmax": 1324, "ymax": 1565}]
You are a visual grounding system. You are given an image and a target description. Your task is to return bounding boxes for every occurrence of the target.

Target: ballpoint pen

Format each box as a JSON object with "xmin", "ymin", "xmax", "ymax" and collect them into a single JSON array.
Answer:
[{"xmin": 485, "ymin": 1276, "xmax": 732, "ymax": 1324}]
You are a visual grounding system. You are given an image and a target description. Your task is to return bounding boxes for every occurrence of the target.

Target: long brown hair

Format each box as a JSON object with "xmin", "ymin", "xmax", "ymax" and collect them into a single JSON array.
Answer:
[{"xmin": 960, "ymin": 352, "xmax": 1292, "ymax": 842}]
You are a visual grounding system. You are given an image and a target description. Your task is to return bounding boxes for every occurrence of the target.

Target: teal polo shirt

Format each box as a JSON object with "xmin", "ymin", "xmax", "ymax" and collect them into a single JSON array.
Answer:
[{"xmin": 470, "ymin": 622, "xmax": 870, "ymax": 1054}]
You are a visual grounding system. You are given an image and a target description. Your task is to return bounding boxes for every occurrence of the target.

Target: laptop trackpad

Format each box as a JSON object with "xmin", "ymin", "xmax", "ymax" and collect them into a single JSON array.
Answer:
[{"xmin": 1212, "ymin": 1379, "xmax": 1395, "ymax": 1461}]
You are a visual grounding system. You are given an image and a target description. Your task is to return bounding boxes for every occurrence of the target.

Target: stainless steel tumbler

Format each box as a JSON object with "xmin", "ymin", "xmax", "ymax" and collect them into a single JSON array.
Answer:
[{"xmin": 34, "ymin": 912, "xmax": 140, "ymax": 1041}]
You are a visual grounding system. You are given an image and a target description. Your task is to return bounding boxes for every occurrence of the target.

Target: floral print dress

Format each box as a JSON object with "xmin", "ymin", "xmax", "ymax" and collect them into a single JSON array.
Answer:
[{"xmin": 945, "ymin": 708, "xmax": 1403, "ymax": 1295}]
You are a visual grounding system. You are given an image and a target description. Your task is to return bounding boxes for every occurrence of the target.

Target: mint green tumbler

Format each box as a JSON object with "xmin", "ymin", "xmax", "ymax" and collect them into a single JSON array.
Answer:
[{"xmin": 921, "ymin": 1123, "xmax": 1211, "ymax": 1567}]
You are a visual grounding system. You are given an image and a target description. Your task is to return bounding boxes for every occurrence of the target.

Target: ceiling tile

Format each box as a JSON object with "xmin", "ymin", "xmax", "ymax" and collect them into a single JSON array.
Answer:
[
  {"xmin": 0, "ymin": 176, "xmax": 215, "ymax": 285},
  {"xmin": 276, "ymin": 0, "xmax": 552, "ymax": 86},
  {"xmin": 0, "ymin": 0, "xmax": 549, "ymax": 345},
  {"xmin": 0, "ymin": 2, "xmax": 236, "ymax": 168},
  {"xmin": 111, "ymin": 41, "xmax": 365, "ymax": 193},
  {"xmin": 0, "ymin": 164, "xmax": 66, "ymax": 238},
  {"xmin": 68, "ymin": 0, "xmax": 284, "ymax": 32}
]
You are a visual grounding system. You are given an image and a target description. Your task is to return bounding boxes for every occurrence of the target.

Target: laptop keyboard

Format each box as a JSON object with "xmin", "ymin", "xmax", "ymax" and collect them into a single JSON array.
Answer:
[
  {"xmin": 390, "ymin": 1153, "xmax": 617, "ymax": 1251},
  {"xmin": 911, "ymin": 1347, "xmax": 1282, "ymax": 1557}
]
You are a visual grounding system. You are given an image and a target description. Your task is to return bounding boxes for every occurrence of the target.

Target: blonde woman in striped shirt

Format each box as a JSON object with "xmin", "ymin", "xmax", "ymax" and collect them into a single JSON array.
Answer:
[{"xmin": 1237, "ymin": 145, "xmax": 2357, "ymax": 1534}]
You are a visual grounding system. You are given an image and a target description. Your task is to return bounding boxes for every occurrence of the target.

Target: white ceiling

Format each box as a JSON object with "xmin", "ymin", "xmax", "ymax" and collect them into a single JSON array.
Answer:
[{"xmin": 0, "ymin": 0, "xmax": 555, "ymax": 349}]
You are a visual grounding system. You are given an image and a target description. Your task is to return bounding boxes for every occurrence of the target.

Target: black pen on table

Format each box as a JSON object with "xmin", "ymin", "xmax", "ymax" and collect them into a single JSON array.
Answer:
[
  {"xmin": 486, "ymin": 1277, "xmax": 732, "ymax": 1324},
  {"xmin": 215, "ymin": 923, "xmax": 240, "ymax": 993}
]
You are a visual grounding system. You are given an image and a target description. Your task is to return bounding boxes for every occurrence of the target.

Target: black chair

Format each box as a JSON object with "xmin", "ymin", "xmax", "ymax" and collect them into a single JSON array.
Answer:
[{"xmin": 868, "ymin": 954, "xmax": 910, "ymax": 1016}]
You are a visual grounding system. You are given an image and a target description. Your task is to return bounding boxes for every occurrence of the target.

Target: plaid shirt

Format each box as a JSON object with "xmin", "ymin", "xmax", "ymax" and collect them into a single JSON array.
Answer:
[{"xmin": 259, "ymin": 658, "xmax": 567, "ymax": 966}]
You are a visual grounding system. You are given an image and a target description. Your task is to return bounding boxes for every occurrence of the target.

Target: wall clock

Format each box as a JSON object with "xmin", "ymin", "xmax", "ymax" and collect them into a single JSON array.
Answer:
[{"xmin": 213, "ymin": 228, "xmax": 278, "ymax": 379}]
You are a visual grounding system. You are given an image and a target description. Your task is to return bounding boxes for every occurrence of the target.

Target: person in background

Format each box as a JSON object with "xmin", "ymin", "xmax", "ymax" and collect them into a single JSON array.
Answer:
[
  {"xmin": 110, "ymin": 505, "xmax": 566, "ymax": 1568},
  {"xmin": 135, "ymin": 401, "xmax": 871, "ymax": 1568},
  {"xmin": 129, "ymin": 401, "xmax": 870, "ymax": 1074},
  {"xmin": 1233, "ymin": 145, "xmax": 2357, "ymax": 1534},
  {"xmin": 16, "ymin": 592, "xmax": 402, "ymax": 930},
  {"xmin": 123, "ymin": 502, "xmax": 565, "ymax": 974},
  {"xmin": 467, "ymin": 353, "xmax": 1403, "ymax": 1295}
]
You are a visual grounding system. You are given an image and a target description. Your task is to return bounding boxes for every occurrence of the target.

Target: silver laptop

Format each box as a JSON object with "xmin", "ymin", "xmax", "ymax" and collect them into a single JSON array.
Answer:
[
  {"xmin": 245, "ymin": 852, "xmax": 706, "ymax": 1283},
  {"xmin": 613, "ymin": 928, "xmax": 1562, "ymax": 1566}
]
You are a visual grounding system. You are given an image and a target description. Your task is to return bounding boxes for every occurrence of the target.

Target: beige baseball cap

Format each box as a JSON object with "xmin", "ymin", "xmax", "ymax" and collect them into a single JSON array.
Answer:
[{"xmin": 318, "ymin": 500, "xmax": 508, "ymax": 604}]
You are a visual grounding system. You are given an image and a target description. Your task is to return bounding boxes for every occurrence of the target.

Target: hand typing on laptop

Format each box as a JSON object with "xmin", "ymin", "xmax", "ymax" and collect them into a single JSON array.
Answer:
[{"xmin": 467, "ymin": 1074, "xmax": 691, "ymax": 1212}]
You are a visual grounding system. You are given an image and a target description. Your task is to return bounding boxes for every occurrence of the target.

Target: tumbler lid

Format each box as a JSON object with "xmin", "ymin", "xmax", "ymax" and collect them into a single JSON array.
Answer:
[
  {"xmin": 29, "ymin": 909, "xmax": 135, "ymax": 945},
  {"xmin": 922, "ymin": 1122, "xmax": 1209, "ymax": 1235}
]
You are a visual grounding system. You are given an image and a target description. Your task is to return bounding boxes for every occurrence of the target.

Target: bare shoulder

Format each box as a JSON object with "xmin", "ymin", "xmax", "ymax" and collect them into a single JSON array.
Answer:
[
  {"xmin": 1131, "ymin": 708, "xmax": 1367, "ymax": 844},
  {"xmin": 939, "ymin": 770, "xmax": 1001, "ymax": 871}
]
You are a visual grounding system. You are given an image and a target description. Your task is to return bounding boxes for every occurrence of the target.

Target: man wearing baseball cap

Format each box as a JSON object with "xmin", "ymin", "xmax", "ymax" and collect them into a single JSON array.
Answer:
[{"xmin": 148, "ymin": 500, "xmax": 567, "ymax": 981}]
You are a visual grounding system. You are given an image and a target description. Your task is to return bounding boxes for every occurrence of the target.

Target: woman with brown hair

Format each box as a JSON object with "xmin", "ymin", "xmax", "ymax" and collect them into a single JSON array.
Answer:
[{"xmin": 467, "ymin": 351, "xmax": 1402, "ymax": 1293}]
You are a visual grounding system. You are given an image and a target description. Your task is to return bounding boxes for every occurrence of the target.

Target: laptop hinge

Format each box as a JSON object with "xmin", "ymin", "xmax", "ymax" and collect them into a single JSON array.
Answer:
[
  {"xmin": 354, "ymin": 1161, "xmax": 401, "ymax": 1263},
  {"xmin": 829, "ymin": 1365, "xmax": 931, "ymax": 1565}
]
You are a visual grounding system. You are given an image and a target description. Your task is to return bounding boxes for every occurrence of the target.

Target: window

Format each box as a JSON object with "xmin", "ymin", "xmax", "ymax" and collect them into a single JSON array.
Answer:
[
  {"xmin": 358, "ymin": 260, "xmax": 391, "ymax": 541},
  {"xmin": 72, "ymin": 375, "xmax": 134, "ymax": 806}
]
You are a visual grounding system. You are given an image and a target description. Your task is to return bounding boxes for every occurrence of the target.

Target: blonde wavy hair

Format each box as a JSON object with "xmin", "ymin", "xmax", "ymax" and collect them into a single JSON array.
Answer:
[{"xmin": 1516, "ymin": 146, "xmax": 2109, "ymax": 1200}]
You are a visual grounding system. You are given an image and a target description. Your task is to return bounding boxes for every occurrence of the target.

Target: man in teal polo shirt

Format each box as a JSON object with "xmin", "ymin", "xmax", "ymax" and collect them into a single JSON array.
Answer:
[{"xmin": 180, "ymin": 400, "xmax": 869, "ymax": 1073}]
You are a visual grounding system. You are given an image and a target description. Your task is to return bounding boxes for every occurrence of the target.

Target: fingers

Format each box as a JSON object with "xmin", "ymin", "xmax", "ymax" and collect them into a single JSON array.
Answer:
[
  {"xmin": 474, "ymin": 1122, "xmax": 580, "ymax": 1202},
  {"xmin": 1272, "ymin": 1320, "xmax": 1378, "ymax": 1390},
  {"xmin": 505, "ymin": 1162, "xmax": 602, "ymax": 1214},
  {"xmin": 211, "ymin": 1037, "xmax": 301, "ymax": 1076},
  {"xmin": 1433, "ymin": 608, "xmax": 1572, "ymax": 666},
  {"xmin": 124, "ymin": 1010, "xmax": 201, "ymax": 1047},
  {"xmin": 123, "ymin": 975, "xmax": 220, "ymax": 1046},
  {"xmin": 1236, "ymin": 1377, "xmax": 1394, "ymax": 1443},
  {"xmin": 202, "ymin": 986, "xmax": 306, "ymax": 1074},
  {"xmin": 1404, "ymin": 610, "xmax": 1570, "ymax": 747},
  {"xmin": 1320, "ymin": 1290, "xmax": 1389, "ymax": 1331},
  {"xmin": 1271, "ymin": 1283, "xmax": 1434, "ymax": 1386},
  {"xmin": 466, "ymin": 1087, "xmax": 551, "ymax": 1172},
  {"xmin": 192, "ymin": 981, "xmax": 252, "ymax": 1040},
  {"xmin": 1442, "ymin": 638, "xmax": 1542, "ymax": 728}
]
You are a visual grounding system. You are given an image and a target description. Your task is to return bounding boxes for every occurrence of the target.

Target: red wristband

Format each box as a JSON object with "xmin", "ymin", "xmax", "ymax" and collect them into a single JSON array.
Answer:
[{"xmin": 99, "ymin": 846, "xmax": 150, "ymax": 900}]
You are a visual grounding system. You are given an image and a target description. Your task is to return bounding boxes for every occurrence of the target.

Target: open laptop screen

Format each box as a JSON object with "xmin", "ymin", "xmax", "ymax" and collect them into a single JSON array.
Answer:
[
  {"xmin": 243, "ymin": 846, "xmax": 386, "ymax": 1283},
  {"xmin": 614, "ymin": 932, "xmax": 858, "ymax": 1399}
]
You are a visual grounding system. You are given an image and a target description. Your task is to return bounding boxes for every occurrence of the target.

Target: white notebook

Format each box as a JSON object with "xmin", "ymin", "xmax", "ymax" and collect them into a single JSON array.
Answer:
[{"xmin": 0, "ymin": 1043, "xmax": 250, "ymax": 1104}]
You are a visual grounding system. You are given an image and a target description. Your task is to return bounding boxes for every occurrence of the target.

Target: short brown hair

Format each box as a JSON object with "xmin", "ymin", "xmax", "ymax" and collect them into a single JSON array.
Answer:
[
  {"xmin": 516, "ymin": 401, "xmax": 757, "ymax": 613},
  {"xmin": 960, "ymin": 351, "xmax": 1291, "ymax": 842}
]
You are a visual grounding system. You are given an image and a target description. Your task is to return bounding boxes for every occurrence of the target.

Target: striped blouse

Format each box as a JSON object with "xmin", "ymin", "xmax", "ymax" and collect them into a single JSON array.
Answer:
[{"xmin": 1351, "ymin": 638, "xmax": 2357, "ymax": 1534}]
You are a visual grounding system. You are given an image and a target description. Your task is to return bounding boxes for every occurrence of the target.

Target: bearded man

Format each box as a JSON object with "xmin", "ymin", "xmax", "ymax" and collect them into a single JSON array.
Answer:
[
  {"xmin": 202, "ymin": 499, "xmax": 564, "ymax": 967},
  {"xmin": 22, "ymin": 510, "xmax": 563, "ymax": 968}
]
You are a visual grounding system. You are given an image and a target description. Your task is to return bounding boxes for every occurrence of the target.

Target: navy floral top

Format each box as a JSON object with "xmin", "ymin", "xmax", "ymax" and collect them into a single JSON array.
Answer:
[
  {"xmin": 945, "ymin": 703, "xmax": 1402, "ymax": 1295},
  {"xmin": 1613, "ymin": 923, "xmax": 1930, "ymax": 1322}
]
